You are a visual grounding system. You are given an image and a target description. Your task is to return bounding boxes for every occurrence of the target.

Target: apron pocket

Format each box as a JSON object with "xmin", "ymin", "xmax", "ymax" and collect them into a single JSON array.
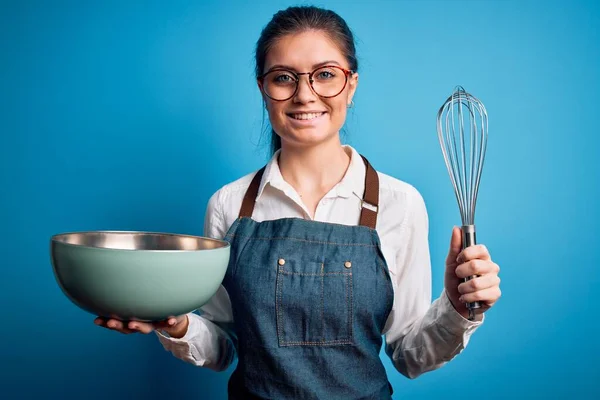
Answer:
[{"xmin": 275, "ymin": 258, "xmax": 354, "ymax": 347}]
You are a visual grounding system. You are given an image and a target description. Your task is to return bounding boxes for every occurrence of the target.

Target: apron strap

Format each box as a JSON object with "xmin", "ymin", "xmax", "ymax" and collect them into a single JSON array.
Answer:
[
  {"xmin": 358, "ymin": 155, "xmax": 379, "ymax": 229},
  {"xmin": 238, "ymin": 154, "xmax": 379, "ymax": 229},
  {"xmin": 238, "ymin": 165, "xmax": 266, "ymax": 220}
]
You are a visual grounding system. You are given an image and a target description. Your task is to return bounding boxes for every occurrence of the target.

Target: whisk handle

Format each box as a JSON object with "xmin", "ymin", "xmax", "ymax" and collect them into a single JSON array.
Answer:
[
  {"xmin": 461, "ymin": 225, "xmax": 481, "ymax": 320},
  {"xmin": 462, "ymin": 224, "xmax": 477, "ymax": 249}
]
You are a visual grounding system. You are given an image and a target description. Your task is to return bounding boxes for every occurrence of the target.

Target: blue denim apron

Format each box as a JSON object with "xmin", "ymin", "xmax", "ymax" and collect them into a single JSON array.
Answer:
[{"xmin": 221, "ymin": 155, "xmax": 395, "ymax": 399}]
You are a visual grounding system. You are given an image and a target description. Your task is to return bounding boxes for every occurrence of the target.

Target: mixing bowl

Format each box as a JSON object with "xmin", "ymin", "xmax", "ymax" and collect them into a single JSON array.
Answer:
[{"xmin": 50, "ymin": 231, "xmax": 230, "ymax": 321}]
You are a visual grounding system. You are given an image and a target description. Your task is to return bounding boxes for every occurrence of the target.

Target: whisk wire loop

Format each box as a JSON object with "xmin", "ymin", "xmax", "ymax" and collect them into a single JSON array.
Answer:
[{"xmin": 437, "ymin": 86, "xmax": 488, "ymax": 226}]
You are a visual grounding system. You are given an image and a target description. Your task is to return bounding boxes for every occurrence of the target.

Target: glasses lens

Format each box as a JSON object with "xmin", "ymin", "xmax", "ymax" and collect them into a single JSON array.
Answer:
[
  {"xmin": 311, "ymin": 66, "xmax": 347, "ymax": 97},
  {"xmin": 262, "ymin": 70, "xmax": 297, "ymax": 100}
]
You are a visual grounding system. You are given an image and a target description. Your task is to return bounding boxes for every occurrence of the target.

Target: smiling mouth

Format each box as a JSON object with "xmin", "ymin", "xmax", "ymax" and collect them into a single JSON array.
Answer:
[{"xmin": 287, "ymin": 112, "xmax": 326, "ymax": 120}]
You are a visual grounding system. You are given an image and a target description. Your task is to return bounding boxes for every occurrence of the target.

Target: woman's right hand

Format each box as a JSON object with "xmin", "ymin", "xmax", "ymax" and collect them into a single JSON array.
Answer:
[{"xmin": 94, "ymin": 314, "xmax": 189, "ymax": 338}]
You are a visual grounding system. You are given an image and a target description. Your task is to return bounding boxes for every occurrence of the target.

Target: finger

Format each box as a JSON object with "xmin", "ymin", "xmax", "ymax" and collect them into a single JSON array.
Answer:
[
  {"xmin": 455, "ymin": 259, "xmax": 499, "ymax": 279},
  {"xmin": 105, "ymin": 318, "xmax": 136, "ymax": 334},
  {"xmin": 94, "ymin": 317, "xmax": 113, "ymax": 329},
  {"xmin": 152, "ymin": 317, "xmax": 179, "ymax": 330},
  {"xmin": 445, "ymin": 226, "xmax": 463, "ymax": 266},
  {"xmin": 128, "ymin": 321, "xmax": 155, "ymax": 334},
  {"xmin": 458, "ymin": 274, "xmax": 501, "ymax": 295},
  {"xmin": 459, "ymin": 286, "xmax": 502, "ymax": 304},
  {"xmin": 456, "ymin": 244, "xmax": 491, "ymax": 264}
]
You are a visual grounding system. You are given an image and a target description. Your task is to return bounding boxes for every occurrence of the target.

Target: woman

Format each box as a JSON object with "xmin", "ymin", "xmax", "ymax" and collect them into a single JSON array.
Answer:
[{"xmin": 95, "ymin": 5, "xmax": 501, "ymax": 399}]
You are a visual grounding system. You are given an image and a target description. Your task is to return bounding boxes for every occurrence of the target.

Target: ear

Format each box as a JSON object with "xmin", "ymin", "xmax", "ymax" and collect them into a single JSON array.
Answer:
[
  {"xmin": 347, "ymin": 72, "xmax": 359, "ymax": 106},
  {"xmin": 257, "ymin": 80, "xmax": 269, "ymax": 109}
]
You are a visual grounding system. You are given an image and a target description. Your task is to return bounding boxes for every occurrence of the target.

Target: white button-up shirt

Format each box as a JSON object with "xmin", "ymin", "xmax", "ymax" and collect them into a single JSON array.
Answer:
[{"xmin": 157, "ymin": 145, "xmax": 483, "ymax": 379}]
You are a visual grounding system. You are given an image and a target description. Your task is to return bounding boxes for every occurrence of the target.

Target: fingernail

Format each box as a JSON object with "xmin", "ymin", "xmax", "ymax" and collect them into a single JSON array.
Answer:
[
  {"xmin": 168, "ymin": 319, "xmax": 176, "ymax": 326},
  {"xmin": 130, "ymin": 324, "xmax": 137, "ymax": 330}
]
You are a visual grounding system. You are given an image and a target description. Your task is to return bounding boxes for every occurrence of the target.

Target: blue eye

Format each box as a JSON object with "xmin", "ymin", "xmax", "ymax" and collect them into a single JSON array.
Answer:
[
  {"xmin": 315, "ymin": 69, "xmax": 337, "ymax": 81},
  {"xmin": 273, "ymin": 73, "xmax": 295, "ymax": 84}
]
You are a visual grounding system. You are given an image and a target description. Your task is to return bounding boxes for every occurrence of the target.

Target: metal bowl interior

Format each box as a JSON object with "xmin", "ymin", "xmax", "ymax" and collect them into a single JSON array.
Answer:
[{"xmin": 51, "ymin": 231, "xmax": 229, "ymax": 251}]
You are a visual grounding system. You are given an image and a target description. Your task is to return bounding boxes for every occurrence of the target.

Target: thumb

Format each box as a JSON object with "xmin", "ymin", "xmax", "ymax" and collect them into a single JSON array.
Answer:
[{"xmin": 445, "ymin": 226, "xmax": 463, "ymax": 266}]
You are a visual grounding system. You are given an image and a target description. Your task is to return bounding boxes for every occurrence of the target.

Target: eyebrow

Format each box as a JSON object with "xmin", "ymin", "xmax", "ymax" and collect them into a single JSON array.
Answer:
[{"xmin": 265, "ymin": 60, "xmax": 342, "ymax": 72}]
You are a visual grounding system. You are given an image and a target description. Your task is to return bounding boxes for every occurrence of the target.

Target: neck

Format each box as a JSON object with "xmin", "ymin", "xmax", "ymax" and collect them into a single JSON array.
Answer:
[{"xmin": 278, "ymin": 137, "xmax": 350, "ymax": 198}]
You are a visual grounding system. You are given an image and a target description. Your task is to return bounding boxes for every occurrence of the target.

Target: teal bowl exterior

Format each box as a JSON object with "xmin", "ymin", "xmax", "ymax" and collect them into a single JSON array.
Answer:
[{"xmin": 50, "ymin": 232, "xmax": 230, "ymax": 321}]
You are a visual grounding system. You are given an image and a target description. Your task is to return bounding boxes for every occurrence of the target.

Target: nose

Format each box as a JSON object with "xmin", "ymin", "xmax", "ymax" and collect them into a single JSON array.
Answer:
[{"xmin": 293, "ymin": 74, "xmax": 317, "ymax": 104}]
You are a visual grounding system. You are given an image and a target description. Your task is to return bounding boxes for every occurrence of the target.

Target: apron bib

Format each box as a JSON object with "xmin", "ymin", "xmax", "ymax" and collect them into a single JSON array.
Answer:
[{"xmin": 222, "ymin": 155, "xmax": 395, "ymax": 399}]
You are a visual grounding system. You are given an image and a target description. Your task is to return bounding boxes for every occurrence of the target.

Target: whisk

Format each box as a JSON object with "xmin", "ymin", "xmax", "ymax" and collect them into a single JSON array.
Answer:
[{"xmin": 436, "ymin": 85, "xmax": 488, "ymax": 321}]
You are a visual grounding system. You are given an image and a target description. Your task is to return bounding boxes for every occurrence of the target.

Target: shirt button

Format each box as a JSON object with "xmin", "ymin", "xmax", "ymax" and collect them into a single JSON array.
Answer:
[
  {"xmin": 344, "ymin": 261, "xmax": 352, "ymax": 269},
  {"xmin": 278, "ymin": 258, "xmax": 286, "ymax": 266}
]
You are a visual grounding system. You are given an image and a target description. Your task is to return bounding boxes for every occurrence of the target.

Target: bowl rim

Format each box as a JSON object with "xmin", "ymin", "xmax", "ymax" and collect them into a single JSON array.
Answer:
[{"xmin": 50, "ymin": 230, "xmax": 231, "ymax": 252}]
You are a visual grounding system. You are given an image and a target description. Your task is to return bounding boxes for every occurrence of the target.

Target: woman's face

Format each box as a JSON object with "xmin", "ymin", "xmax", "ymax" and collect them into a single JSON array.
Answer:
[{"xmin": 260, "ymin": 30, "xmax": 358, "ymax": 149}]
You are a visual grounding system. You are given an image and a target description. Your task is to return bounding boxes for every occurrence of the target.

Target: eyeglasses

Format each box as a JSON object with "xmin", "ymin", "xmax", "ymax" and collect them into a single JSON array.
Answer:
[{"xmin": 257, "ymin": 65, "xmax": 355, "ymax": 101}]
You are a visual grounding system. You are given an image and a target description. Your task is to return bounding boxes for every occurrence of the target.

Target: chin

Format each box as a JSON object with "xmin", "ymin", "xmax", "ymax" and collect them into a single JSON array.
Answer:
[{"xmin": 279, "ymin": 130, "xmax": 339, "ymax": 148}]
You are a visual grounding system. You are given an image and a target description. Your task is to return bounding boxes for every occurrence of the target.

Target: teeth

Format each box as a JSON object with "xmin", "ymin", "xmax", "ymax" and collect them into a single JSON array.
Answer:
[{"xmin": 291, "ymin": 112, "xmax": 323, "ymax": 120}]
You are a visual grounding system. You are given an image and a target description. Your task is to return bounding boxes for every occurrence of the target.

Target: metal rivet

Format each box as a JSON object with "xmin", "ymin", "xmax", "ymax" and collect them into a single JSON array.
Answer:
[
  {"xmin": 344, "ymin": 261, "xmax": 352, "ymax": 269},
  {"xmin": 278, "ymin": 258, "xmax": 286, "ymax": 266}
]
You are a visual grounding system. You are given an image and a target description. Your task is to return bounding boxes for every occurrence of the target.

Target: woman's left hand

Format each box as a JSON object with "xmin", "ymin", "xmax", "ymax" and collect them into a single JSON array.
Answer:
[{"xmin": 444, "ymin": 226, "xmax": 501, "ymax": 319}]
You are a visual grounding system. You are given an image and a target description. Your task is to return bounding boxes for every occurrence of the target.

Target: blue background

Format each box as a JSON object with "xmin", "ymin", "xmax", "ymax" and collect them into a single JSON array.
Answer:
[{"xmin": 1, "ymin": 0, "xmax": 598, "ymax": 398}]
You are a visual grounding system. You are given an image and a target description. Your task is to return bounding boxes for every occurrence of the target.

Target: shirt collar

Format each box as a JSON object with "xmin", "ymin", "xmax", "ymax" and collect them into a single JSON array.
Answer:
[
  {"xmin": 334, "ymin": 145, "xmax": 366, "ymax": 199},
  {"xmin": 256, "ymin": 149, "xmax": 285, "ymax": 200},
  {"xmin": 255, "ymin": 145, "xmax": 367, "ymax": 201}
]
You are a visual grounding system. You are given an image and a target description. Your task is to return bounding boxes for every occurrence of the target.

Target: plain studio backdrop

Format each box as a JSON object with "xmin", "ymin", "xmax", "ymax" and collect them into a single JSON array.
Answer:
[{"xmin": 1, "ymin": 0, "xmax": 598, "ymax": 398}]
